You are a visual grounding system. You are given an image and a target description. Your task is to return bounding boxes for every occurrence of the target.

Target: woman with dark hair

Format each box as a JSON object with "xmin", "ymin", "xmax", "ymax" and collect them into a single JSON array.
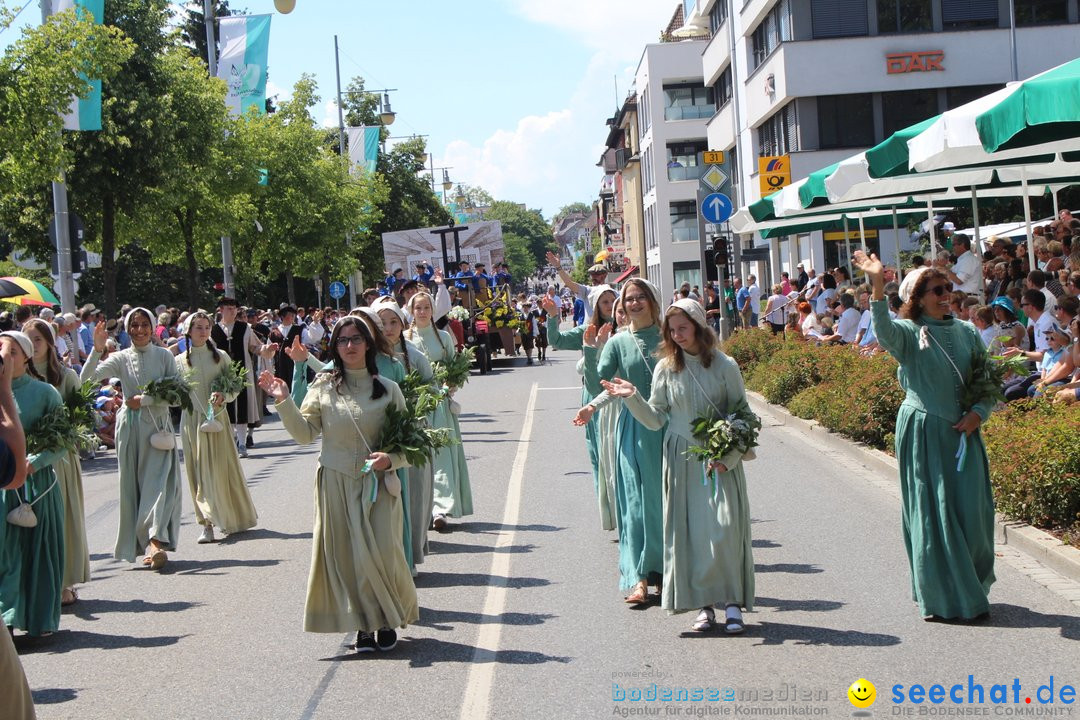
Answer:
[
  {"xmin": 854, "ymin": 251, "xmax": 996, "ymax": 623},
  {"xmin": 82, "ymin": 309, "xmax": 184, "ymax": 570},
  {"xmin": 0, "ymin": 330, "xmax": 66, "ymax": 637},
  {"xmin": 176, "ymin": 312, "xmax": 257, "ymax": 545},
  {"xmin": 544, "ymin": 285, "xmax": 618, "ymax": 530},
  {"xmin": 602, "ymin": 300, "xmax": 756, "ymax": 633},
  {"xmin": 811, "ymin": 273, "xmax": 837, "ymax": 315},
  {"xmin": 990, "ymin": 296, "xmax": 1027, "ymax": 351},
  {"xmin": 24, "ymin": 318, "xmax": 89, "ymax": 605},
  {"xmin": 584, "ymin": 278, "xmax": 665, "ymax": 605},
  {"xmin": 405, "ymin": 292, "xmax": 471, "ymax": 531},
  {"xmin": 258, "ymin": 316, "xmax": 416, "ymax": 653}
]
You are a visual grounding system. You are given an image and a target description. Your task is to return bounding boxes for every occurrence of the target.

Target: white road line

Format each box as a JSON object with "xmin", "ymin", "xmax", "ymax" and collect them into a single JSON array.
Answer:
[
  {"xmin": 537, "ymin": 386, "xmax": 581, "ymax": 391},
  {"xmin": 458, "ymin": 381, "xmax": 539, "ymax": 720}
]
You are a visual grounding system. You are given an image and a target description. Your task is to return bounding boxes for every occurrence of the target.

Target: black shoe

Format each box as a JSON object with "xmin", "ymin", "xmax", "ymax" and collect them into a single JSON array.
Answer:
[
  {"xmin": 375, "ymin": 628, "xmax": 397, "ymax": 651},
  {"xmin": 526, "ymin": 358, "xmax": 533, "ymax": 365},
  {"xmin": 354, "ymin": 631, "xmax": 376, "ymax": 653},
  {"xmin": 245, "ymin": 435, "xmax": 254, "ymax": 448}
]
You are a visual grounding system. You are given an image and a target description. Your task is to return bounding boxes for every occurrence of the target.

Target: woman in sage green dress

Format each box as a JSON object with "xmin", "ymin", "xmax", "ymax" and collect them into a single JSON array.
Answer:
[
  {"xmin": 405, "ymin": 291, "xmax": 471, "ymax": 531},
  {"xmin": 590, "ymin": 279, "xmax": 665, "ymax": 605},
  {"xmin": 175, "ymin": 312, "xmax": 257, "ymax": 545},
  {"xmin": 0, "ymin": 330, "xmax": 66, "ymax": 636},
  {"xmin": 25, "ymin": 318, "xmax": 89, "ymax": 606},
  {"xmin": 81, "ymin": 309, "xmax": 183, "ymax": 569},
  {"xmin": 544, "ymin": 285, "xmax": 618, "ymax": 530},
  {"xmin": 853, "ymin": 250, "xmax": 995, "ymax": 622},
  {"xmin": 603, "ymin": 300, "xmax": 755, "ymax": 633},
  {"xmin": 258, "ymin": 316, "xmax": 417, "ymax": 653}
]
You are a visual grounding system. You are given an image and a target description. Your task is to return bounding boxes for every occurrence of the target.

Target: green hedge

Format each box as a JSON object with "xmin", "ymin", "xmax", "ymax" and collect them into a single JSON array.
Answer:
[{"xmin": 724, "ymin": 329, "xmax": 1080, "ymax": 547}]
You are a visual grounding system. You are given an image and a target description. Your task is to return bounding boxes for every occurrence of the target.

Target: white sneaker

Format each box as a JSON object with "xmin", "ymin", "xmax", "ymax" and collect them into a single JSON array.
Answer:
[
  {"xmin": 197, "ymin": 525, "xmax": 215, "ymax": 544},
  {"xmin": 236, "ymin": 441, "xmax": 248, "ymax": 458}
]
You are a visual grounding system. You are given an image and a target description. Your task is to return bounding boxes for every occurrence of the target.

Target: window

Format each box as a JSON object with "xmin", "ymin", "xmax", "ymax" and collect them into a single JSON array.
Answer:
[
  {"xmin": 876, "ymin": 0, "xmax": 931, "ymax": 32},
  {"xmin": 709, "ymin": 0, "xmax": 728, "ymax": 33},
  {"xmin": 750, "ymin": 0, "xmax": 790, "ymax": 70},
  {"xmin": 713, "ymin": 65, "xmax": 733, "ymax": 109},
  {"xmin": 667, "ymin": 140, "xmax": 709, "ymax": 181},
  {"xmin": 670, "ymin": 201, "xmax": 699, "ymax": 243},
  {"xmin": 945, "ymin": 84, "xmax": 1004, "ymax": 110},
  {"xmin": 817, "ymin": 94, "xmax": 874, "ymax": 150},
  {"xmin": 639, "ymin": 83, "xmax": 651, "ymax": 136},
  {"xmin": 643, "ymin": 146, "xmax": 654, "ymax": 193},
  {"xmin": 1015, "ymin": 0, "xmax": 1068, "ymax": 25},
  {"xmin": 758, "ymin": 103, "xmax": 799, "ymax": 157},
  {"xmin": 810, "ymin": 0, "xmax": 868, "ymax": 39},
  {"xmin": 664, "ymin": 84, "xmax": 715, "ymax": 121},
  {"xmin": 941, "ymin": 0, "xmax": 997, "ymax": 29},
  {"xmin": 882, "ymin": 89, "xmax": 938, "ymax": 137}
]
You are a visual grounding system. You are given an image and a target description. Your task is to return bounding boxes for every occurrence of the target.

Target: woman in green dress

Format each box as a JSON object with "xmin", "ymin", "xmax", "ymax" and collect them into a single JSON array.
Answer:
[
  {"xmin": 81, "ymin": 309, "xmax": 184, "ymax": 570},
  {"xmin": 853, "ymin": 251, "xmax": 996, "ymax": 622},
  {"xmin": 603, "ymin": 300, "xmax": 755, "ymax": 633},
  {"xmin": 25, "ymin": 318, "xmax": 90, "ymax": 606},
  {"xmin": 373, "ymin": 297, "xmax": 438, "ymax": 569},
  {"xmin": 543, "ymin": 286, "xmax": 618, "ymax": 530},
  {"xmin": 590, "ymin": 279, "xmax": 665, "ymax": 605},
  {"xmin": 0, "ymin": 330, "xmax": 66, "ymax": 636},
  {"xmin": 405, "ymin": 292, "xmax": 471, "ymax": 531},
  {"xmin": 175, "ymin": 312, "xmax": 257, "ymax": 545},
  {"xmin": 258, "ymin": 316, "xmax": 417, "ymax": 653}
]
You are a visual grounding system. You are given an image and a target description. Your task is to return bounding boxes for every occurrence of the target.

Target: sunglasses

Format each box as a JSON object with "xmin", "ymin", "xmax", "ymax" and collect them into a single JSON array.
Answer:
[
  {"xmin": 335, "ymin": 336, "xmax": 365, "ymax": 348},
  {"xmin": 926, "ymin": 285, "xmax": 948, "ymax": 297}
]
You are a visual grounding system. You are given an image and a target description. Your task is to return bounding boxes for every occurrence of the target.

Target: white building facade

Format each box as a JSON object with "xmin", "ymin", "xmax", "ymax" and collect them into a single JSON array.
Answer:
[
  {"xmin": 635, "ymin": 38, "xmax": 712, "ymax": 304},
  {"xmin": 690, "ymin": 0, "xmax": 1080, "ymax": 282}
]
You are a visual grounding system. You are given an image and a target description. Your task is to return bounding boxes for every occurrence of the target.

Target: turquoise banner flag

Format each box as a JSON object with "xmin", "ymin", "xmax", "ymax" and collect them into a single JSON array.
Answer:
[
  {"xmin": 345, "ymin": 126, "xmax": 381, "ymax": 174},
  {"xmin": 47, "ymin": 0, "xmax": 104, "ymax": 131},
  {"xmin": 217, "ymin": 15, "xmax": 272, "ymax": 116}
]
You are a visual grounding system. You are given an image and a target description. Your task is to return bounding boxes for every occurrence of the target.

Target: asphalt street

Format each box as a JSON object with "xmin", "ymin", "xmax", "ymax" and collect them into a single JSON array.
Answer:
[{"xmin": 14, "ymin": 338, "xmax": 1080, "ymax": 720}]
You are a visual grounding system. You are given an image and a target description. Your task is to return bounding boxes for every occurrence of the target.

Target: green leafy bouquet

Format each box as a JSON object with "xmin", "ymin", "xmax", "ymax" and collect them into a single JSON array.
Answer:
[
  {"xmin": 961, "ymin": 348, "xmax": 1029, "ymax": 411},
  {"xmin": 379, "ymin": 371, "xmax": 454, "ymax": 469},
  {"xmin": 141, "ymin": 370, "xmax": 195, "ymax": 413},
  {"xmin": 210, "ymin": 361, "xmax": 251, "ymax": 396},
  {"xmin": 63, "ymin": 381, "xmax": 102, "ymax": 452},
  {"xmin": 686, "ymin": 406, "xmax": 762, "ymax": 467},
  {"xmin": 432, "ymin": 347, "xmax": 476, "ymax": 390},
  {"xmin": 27, "ymin": 404, "xmax": 83, "ymax": 456}
]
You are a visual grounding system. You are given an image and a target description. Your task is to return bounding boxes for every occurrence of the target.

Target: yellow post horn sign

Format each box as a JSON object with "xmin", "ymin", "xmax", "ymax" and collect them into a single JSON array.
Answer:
[{"xmin": 758, "ymin": 155, "xmax": 791, "ymax": 196}]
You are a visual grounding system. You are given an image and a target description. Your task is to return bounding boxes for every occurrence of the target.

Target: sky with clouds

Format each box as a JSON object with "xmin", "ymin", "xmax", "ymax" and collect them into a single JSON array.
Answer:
[{"xmin": 4, "ymin": 0, "xmax": 676, "ymax": 220}]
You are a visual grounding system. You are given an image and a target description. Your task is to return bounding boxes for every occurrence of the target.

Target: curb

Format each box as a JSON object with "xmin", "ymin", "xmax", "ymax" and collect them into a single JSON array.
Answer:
[{"xmin": 746, "ymin": 390, "xmax": 1080, "ymax": 586}]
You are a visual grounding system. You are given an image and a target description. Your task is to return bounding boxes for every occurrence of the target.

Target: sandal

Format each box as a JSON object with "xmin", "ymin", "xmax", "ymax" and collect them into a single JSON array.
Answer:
[
  {"xmin": 143, "ymin": 543, "xmax": 168, "ymax": 570},
  {"xmin": 624, "ymin": 584, "xmax": 649, "ymax": 605},
  {"xmin": 61, "ymin": 588, "xmax": 78, "ymax": 606},
  {"xmin": 724, "ymin": 605, "xmax": 745, "ymax": 635},
  {"xmin": 691, "ymin": 607, "xmax": 715, "ymax": 632}
]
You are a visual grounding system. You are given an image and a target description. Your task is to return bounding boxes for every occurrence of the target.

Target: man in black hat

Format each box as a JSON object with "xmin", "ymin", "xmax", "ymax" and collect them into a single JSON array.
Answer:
[
  {"xmin": 413, "ymin": 262, "xmax": 434, "ymax": 287},
  {"xmin": 452, "ymin": 260, "xmax": 474, "ymax": 292},
  {"xmin": 212, "ymin": 297, "xmax": 275, "ymax": 454},
  {"xmin": 493, "ymin": 262, "xmax": 512, "ymax": 288},
  {"xmin": 270, "ymin": 305, "xmax": 324, "ymax": 391}
]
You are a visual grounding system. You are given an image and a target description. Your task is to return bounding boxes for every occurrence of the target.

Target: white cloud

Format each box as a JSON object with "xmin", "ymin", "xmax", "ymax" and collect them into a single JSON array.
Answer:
[{"xmin": 508, "ymin": 0, "xmax": 671, "ymax": 63}]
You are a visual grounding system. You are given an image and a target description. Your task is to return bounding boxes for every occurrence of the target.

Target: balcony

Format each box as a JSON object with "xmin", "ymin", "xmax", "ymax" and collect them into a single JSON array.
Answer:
[
  {"xmin": 667, "ymin": 164, "xmax": 707, "ymax": 182},
  {"xmin": 665, "ymin": 104, "xmax": 715, "ymax": 121}
]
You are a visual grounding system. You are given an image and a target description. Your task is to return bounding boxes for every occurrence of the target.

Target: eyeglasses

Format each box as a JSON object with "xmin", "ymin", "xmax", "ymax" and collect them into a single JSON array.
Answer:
[
  {"xmin": 335, "ymin": 336, "xmax": 365, "ymax": 348},
  {"xmin": 623, "ymin": 294, "xmax": 648, "ymax": 305},
  {"xmin": 1020, "ymin": 303, "xmax": 1032, "ymax": 308},
  {"xmin": 926, "ymin": 285, "xmax": 948, "ymax": 297}
]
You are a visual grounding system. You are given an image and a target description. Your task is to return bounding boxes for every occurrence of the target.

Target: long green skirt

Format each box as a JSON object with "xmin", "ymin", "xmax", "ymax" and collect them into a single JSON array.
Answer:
[
  {"xmin": 613, "ymin": 406, "xmax": 665, "ymax": 590},
  {"xmin": 0, "ymin": 468, "xmax": 64, "ymax": 634},
  {"xmin": 431, "ymin": 401, "xmax": 472, "ymax": 518},
  {"xmin": 895, "ymin": 404, "xmax": 995, "ymax": 619}
]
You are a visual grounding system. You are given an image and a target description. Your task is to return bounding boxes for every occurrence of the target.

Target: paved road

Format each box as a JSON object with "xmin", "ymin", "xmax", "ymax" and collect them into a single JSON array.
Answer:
[{"xmin": 15, "ymin": 340, "xmax": 1080, "ymax": 719}]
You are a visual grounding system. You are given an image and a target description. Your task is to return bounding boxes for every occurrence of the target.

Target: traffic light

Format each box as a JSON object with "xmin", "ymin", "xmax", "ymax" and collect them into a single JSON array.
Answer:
[{"xmin": 712, "ymin": 234, "xmax": 729, "ymax": 265}]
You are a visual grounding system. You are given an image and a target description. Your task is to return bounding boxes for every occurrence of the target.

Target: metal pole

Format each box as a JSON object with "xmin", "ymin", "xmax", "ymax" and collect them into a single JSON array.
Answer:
[
  {"xmin": 334, "ymin": 35, "xmax": 356, "ymax": 310},
  {"xmin": 40, "ymin": 4, "xmax": 76, "ymax": 312},
  {"xmin": 429, "ymin": 153, "xmax": 436, "ymax": 194},
  {"xmin": 1008, "ymin": 0, "xmax": 1019, "ymax": 82},
  {"xmin": 203, "ymin": 0, "xmax": 235, "ymax": 298},
  {"xmin": 843, "ymin": 215, "xmax": 852, "ymax": 279},
  {"xmin": 1021, "ymin": 166, "xmax": 1036, "ymax": 271},
  {"xmin": 926, "ymin": 197, "xmax": 938, "ymax": 260},
  {"xmin": 971, "ymin": 188, "xmax": 984, "ymax": 303},
  {"xmin": 857, "ymin": 212, "xmax": 867, "ymax": 253},
  {"xmin": 892, "ymin": 206, "xmax": 902, "ymax": 281},
  {"xmin": 1052, "ymin": 187, "xmax": 1060, "ymax": 218}
]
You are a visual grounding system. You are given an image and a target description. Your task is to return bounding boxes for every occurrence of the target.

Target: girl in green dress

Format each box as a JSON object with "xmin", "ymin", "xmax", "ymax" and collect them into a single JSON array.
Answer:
[
  {"xmin": 0, "ymin": 330, "xmax": 66, "ymax": 636},
  {"xmin": 24, "ymin": 319, "xmax": 89, "ymax": 606},
  {"xmin": 405, "ymin": 292, "xmax": 471, "ymax": 530},
  {"xmin": 258, "ymin": 316, "xmax": 417, "ymax": 653},
  {"xmin": 602, "ymin": 300, "xmax": 755, "ymax": 633},
  {"xmin": 853, "ymin": 250, "xmax": 996, "ymax": 622},
  {"xmin": 81, "ymin": 309, "xmax": 184, "ymax": 570},
  {"xmin": 591, "ymin": 279, "xmax": 665, "ymax": 605},
  {"xmin": 544, "ymin": 286, "xmax": 618, "ymax": 530},
  {"xmin": 175, "ymin": 312, "xmax": 257, "ymax": 544}
]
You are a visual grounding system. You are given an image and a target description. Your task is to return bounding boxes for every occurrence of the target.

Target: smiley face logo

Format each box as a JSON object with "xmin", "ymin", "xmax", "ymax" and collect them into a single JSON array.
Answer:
[{"xmin": 848, "ymin": 679, "xmax": 876, "ymax": 709}]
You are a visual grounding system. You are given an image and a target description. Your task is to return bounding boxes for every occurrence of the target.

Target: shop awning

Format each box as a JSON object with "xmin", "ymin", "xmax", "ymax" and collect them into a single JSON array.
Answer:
[{"xmin": 613, "ymin": 265, "xmax": 639, "ymax": 284}]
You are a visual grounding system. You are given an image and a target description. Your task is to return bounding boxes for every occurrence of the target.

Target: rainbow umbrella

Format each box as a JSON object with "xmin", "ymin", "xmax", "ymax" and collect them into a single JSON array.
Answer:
[{"xmin": 0, "ymin": 277, "xmax": 60, "ymax": 307}]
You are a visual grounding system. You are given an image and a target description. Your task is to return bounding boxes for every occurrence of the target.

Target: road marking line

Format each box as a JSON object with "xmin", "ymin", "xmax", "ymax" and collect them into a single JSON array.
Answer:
[
  {"xmin": 537, "ymin": 386, "xmax": 580, "ymax": 391},
  {"xmin": 458, "ymin": 381, "xmax": 539, "ymax": 720}
]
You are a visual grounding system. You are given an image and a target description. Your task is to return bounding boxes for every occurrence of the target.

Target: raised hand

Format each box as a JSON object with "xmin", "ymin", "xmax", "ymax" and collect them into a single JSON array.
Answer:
[
  {"xmin": 540, "ymin": 296, "xmax": 557, "ymax": 314},
  {"xmin": 600, "ymin": 377, "xmax": 636, "ymax": 398},
  {"xmin": 284, "ymin": 335, "xmax": 309, "ymax": 364},
  {"xmin": 545, "ymin": 251, "xmax": 562, "ymax": 270},
  {"xmin": 852, "ymin": 250, "xmax": 883, "ymax": 279},
  {"xmin": 258, "ymin": 370, "xmax": 288, "ymax": 401},
  {"xmin": 583, "ymin": 324, "xmax": 598, "ymax": 348},
  {"xmin": 93, "ymin": 320, "xmax": 109, "ymax": 353},
  {"xmin": 260, "ymin": 342, "xmax": 280, "ymax": 359},
  {"xmin": 596, "ymin": 323, "xmax": 613, "ymax": 345},
  {"xmin": 433, "ymin": 267, "xmax": 444, "ymax": 284},
  {"xmin": 572, "ymin": 404, "xmax": 595, "ymax": 426}
]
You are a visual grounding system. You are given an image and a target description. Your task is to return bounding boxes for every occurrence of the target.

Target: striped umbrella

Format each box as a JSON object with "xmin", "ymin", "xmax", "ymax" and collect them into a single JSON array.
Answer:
[{"xmin": 0, "ymin": 277, "xmax": 61, "ymax": 307}]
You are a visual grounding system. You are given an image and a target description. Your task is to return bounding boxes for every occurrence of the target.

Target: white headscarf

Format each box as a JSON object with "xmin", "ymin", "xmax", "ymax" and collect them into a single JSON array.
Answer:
[
  {"xmin": 898, "ymin": 267, "xmax": 929, "ymax": 303},
  {"xmin": 123, "ymin": 306, "xmax": 155, "ymax": 334},
  {"xmin": 0, "ymin": 331, "xmax": 33, "ymax": 360},
  {"xmin": 371, "ymin": 296, "xmax": 406, "ymax": 326},
  {"xmin": 587, "ymin": 284, "xmax": 617, "ymax": 319},
  {"xmin": 670, "ymin": 298, "xmax": 708, "ymax": 330}
]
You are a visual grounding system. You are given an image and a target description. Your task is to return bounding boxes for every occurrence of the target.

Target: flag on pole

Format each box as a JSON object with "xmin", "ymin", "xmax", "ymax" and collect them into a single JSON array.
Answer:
[
  {"xmin": 46, "ymin": 0, "xmax": 104, "ymax": 131},
  {"xmin": 217, "ymin": 15, "xmax": 272, "ymax": 117},
  {"xmin": 346, "ymin": 126, "xmax": 381, "ymax": 174}
]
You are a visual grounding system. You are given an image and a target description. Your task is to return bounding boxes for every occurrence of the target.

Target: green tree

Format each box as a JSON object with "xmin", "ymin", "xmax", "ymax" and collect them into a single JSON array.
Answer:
[
  {"xmin": 483, "ymin": 201, "xmax": 553, "ymax": 279},
  {"xmin": 552, "ymin": 202, "xmax": 591, "ymax": 224}
]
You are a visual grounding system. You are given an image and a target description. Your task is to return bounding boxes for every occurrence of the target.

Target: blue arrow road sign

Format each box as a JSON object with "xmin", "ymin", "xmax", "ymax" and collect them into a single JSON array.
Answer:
[
  {"xmin": 701, "ymin": 192, "xmax": 734, "ymax": 224},
  {"xmin": 328, "ymin": 281, "xmax": 347, "ymax": 300}
]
